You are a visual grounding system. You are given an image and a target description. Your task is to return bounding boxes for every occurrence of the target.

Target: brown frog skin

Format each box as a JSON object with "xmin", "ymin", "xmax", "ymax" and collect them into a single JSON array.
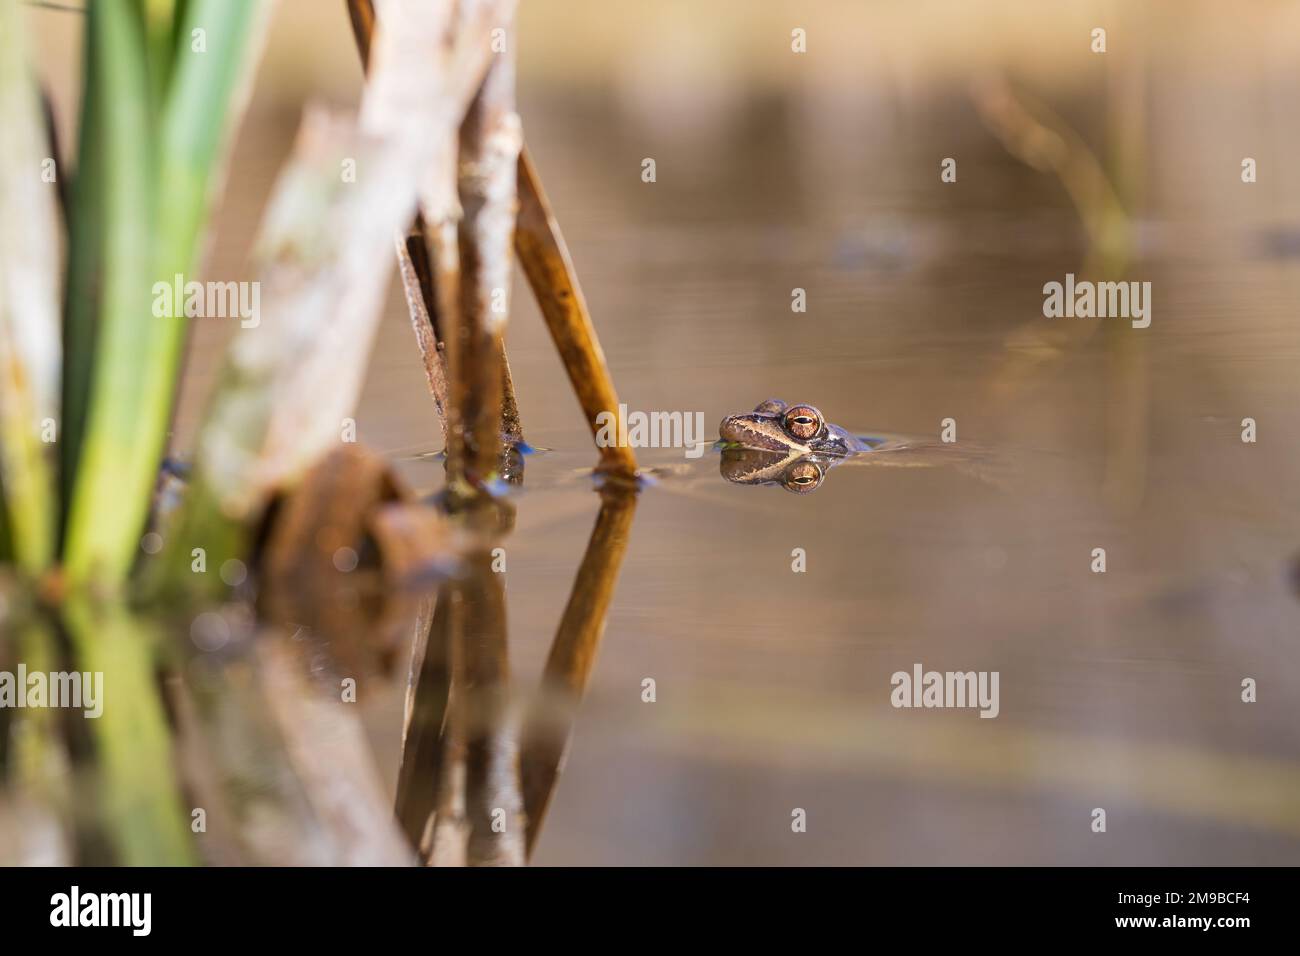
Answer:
[
  {"xmin": 718, "ymin": 399, "xmax": 875, "ymax": 458},
  {"xmin": 717, "ymin": 399, "xmax": 1011, "ymax": 494},
  {"xmin": 718, "ymin": 399, "xmax": 888, "ymax": 492}
]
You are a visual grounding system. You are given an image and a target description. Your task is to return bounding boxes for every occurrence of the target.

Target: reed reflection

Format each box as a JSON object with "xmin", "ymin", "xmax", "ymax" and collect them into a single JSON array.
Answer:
[{"xmin": 398, "ymin": 480, "xmax": 639, "ymax": 864}]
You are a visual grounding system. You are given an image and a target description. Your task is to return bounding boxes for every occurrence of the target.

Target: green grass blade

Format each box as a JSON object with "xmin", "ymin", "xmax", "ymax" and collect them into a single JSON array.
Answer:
[
  {"xmin": 156, "ymin": 0, "xmax": 265, "ymax": 272},
  {"xmin": 64, "ymin": 0, "xmax": 266, "ymax": 588},
  {"xmin": 144, "ymin": 0, "xmax": 178, "ymax": 111},
  {"xmin": 61, "ymin": 0, "xmax": 155, "ymax": 587},
  {"xmin": 60, "ymin": 6, "xmax": 105, "ymax": 534}
]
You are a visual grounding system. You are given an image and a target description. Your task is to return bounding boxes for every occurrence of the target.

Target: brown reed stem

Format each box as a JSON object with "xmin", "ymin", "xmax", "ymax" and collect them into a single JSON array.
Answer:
[
  {"xmin": 453, "ymin": 45, "xmax": 522, "ymax": 485},
  {"xmin": 515, "ymin": 149, "xmax": 639, "ymax": 477},
  {"xmin": 347, "ymin": 0, "xmax": 524, "ymax": 453}
]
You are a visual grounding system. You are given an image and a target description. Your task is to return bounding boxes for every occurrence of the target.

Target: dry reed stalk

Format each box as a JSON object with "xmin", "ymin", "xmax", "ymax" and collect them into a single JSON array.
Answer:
[
  {"xmin": 152, "ymin": 1, "xmax": 510, "ymax": 599},
  {"xmin": 348, "ymin": 0, "xmax": 525, "ymax": 457},
  {"xmin": 515, "ymin": 149, "xmax": 639, "ymax": 478},
  {"xmin": 395, "ymin": 228, "xmax": 451, "ymax": 435},
  {"xmin": 352, "ymin": 1, "xmax": 634, "ymax": 478},
  {"xmin": 422, "ymin": 147, "xmax": 470, "ymax": 486},
  {"xmin": 454, "ymin": 47, "xmax": 523, "ymax": 484}
]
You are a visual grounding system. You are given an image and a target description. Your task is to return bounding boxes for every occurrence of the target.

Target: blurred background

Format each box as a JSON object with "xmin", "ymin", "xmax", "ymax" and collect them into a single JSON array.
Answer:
[{"xmin": 25, "ymin": 0, "xmax": 1300, "ymax": 863}]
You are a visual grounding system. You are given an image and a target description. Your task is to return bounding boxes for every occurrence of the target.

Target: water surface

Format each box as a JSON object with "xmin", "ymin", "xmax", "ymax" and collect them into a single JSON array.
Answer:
[{"xmin": 172, "ymin": 7, "xmax": 1300, "ymax": 864}]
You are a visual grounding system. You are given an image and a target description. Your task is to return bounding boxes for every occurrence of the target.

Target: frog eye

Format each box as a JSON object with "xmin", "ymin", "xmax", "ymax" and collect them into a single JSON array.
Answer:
[
  {"xmin": 783, "ymin": 460, "xmax": 825, "ymax": 493},
  {"xmin": 782, "ymin": 404, "xmax": 824, "ymax": 440}
]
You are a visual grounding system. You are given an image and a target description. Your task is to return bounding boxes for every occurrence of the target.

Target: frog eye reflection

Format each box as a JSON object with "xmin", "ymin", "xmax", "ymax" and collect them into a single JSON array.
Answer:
[
  {"xmin": 783, "ymin": 460, "xmax": 825, "ymax": 493},
  {"xmin": 782, "ymin": 405, "xmax": 824, "ymax": 440}
]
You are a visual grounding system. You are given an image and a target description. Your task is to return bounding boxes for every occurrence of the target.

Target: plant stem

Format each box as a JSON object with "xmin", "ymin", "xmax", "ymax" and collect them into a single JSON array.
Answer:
[
  {"xmin": 515, "ymin": 149, "xmax": 639, "ymax": 477},
  {"xmin": 455, "ymin": 47, "xmax": 522, "ymax": 485},
  {"xmin": 64, "ymin": 0, "xmax": 265, "ymax": 588},
  {"xmin": 60, "ymin": 7, "xmax": 105, "ymax": 537}
]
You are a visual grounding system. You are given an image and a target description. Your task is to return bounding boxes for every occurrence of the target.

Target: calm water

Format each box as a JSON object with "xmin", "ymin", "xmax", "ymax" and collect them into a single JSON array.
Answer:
[{"xmin": 161, "ymin": 30, "xmax": 1300, "ymax": 863}]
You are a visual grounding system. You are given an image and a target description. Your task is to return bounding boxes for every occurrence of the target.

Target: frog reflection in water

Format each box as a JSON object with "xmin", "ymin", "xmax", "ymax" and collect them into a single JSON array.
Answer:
[
  {"xmin": 717, "ymin": 399, "xmax": 878, "ymax": 492},
  {"xmin": 717, "ymin": 398, "xmax": 971, "ymax": 493}
]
